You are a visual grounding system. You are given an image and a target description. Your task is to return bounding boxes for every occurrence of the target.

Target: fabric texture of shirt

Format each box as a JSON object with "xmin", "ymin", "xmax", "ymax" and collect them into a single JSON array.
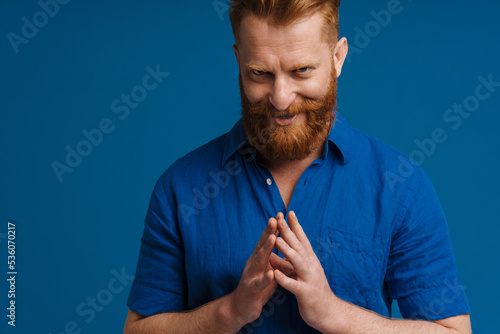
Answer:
[{"xmin": 127, "ymin": 113, "xmax": 470, "ymax": 333}]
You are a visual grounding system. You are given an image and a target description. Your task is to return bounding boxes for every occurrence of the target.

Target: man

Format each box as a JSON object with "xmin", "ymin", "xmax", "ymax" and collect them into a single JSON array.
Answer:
[{"xmin": 124, "ymin": 0, "xmax": 471, "ymax": 333}]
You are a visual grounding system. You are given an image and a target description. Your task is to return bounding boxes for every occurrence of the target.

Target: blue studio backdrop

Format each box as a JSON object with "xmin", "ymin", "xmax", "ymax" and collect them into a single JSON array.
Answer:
[{"xmin": 1, "ymin": 0, "xmax": 499, "ymax": 333}]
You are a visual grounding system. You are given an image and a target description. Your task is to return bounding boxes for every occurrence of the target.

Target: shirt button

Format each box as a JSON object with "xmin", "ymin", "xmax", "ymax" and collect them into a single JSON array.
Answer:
[{"xmin": 266, "ymin": 178, "xmax": 272, "ymax": 186}]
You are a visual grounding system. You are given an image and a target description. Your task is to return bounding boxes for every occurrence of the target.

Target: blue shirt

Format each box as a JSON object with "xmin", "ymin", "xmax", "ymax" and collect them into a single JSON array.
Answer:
[{"xmin": 127, "ymin": 113, "xmax": 470, "ymax": 333}]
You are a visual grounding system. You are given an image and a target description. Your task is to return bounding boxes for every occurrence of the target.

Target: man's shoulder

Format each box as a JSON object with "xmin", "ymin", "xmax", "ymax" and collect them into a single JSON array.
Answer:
[
  {"xmin": 344, "ymin": 121, "xmax": 432, "ymax": 193},
  {"xmin": 160, "ymin": 120, "xmax": 245, "ymax": 182},
  {"xmin": 351, "ymin": 126, "xmax": 406, "ymax": 163},
  {"xmin": 330, "ymin": 114, "xmax": 412, "ymax": 170},
  {"xmin": 167, "ymin": 132, "xmax": 229, "ymax": 179}
]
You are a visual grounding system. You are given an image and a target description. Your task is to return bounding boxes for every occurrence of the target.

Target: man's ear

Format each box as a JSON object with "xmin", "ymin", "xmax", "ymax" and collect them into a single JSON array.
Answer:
[
  {"xmin": 233, "ymin": 44, "xmax": 240, "ymax": 67},
  {"xmin": 333, "ymin": 37, "xmax": 348, "ymax": 77}
]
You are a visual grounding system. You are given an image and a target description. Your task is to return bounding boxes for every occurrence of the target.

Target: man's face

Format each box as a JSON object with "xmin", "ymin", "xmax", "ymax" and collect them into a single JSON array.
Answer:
[{"xmin": 234, "ymin": 11, "xmax": 344, "ymax": 162}]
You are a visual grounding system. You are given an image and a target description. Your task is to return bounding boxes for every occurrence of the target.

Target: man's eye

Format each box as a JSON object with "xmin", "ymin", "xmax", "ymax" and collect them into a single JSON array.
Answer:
[
  {"xmin": 297, "ymin": 67, "xmax": 309, "ymax": 73},
  {"xmin": 252, "ymin": 70, "xmax": 266, "ymax": 76}
]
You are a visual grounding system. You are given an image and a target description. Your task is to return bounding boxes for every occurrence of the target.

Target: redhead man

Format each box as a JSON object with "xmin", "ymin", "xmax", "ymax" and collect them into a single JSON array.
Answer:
[{"xmin": 124, "ymin": 1, "xmax": 471, "ymax": 333}]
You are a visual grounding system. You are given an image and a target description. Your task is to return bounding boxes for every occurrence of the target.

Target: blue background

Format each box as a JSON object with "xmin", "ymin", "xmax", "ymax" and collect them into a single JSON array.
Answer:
[{"xmin": 1, "ymin": 0, "xmax": 498, "ymax": 332}]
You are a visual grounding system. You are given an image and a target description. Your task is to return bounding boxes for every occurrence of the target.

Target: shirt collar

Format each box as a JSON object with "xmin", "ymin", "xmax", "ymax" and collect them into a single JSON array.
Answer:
[
  {"xmin": 222, "ymin": 111, "xmax": 353, "ymax": 166},
  {"xmin": 326, "ymin": 111, "xmax": 352, "ymax": 164}
]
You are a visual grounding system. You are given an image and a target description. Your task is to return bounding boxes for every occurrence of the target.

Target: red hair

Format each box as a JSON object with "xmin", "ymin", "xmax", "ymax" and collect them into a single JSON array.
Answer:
[{"xmin": 229, "ymin": 0, "xmax": 341, "ymax": 46}]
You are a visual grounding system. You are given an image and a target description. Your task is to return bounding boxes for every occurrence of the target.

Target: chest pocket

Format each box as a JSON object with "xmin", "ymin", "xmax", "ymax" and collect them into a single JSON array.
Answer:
[{"xmin": 316, "ymin": 225, "xmax": 388, "ymax": 310}]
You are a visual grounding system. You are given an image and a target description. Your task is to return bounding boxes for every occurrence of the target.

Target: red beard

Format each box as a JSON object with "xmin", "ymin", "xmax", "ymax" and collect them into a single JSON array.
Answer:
[{"xmin": 240, "ymin": 67, "xmax": 337, "ymax": 162}]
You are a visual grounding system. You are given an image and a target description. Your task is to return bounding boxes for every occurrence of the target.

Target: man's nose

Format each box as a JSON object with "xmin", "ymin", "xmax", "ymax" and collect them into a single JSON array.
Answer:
[{"xmin": 268, "ymin": 76, "xmax": 296, "ymax": 111}]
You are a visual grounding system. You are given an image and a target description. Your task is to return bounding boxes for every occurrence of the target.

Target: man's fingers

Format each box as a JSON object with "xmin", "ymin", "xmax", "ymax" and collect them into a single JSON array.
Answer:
[
  {"xmin": 288, "ymin": 211, "xmax": 313, "ymax": 251},
  {"xmin": 269, "ymin": 253, "xmax": 296, "ymax": 278},
  {"xmin": 277, "ymin": 213, "xmax": 305, "ymax": 254},
  {"xmin": 274, "ymin": 269, "xmax": 300, "ymax": 295},
  {"xmin": 252, "ymin": 233, "xmax": 276, "ymax": 273},
  {"xmin": 253, "ymin": 217, "xmax": 277, "ymax": 255},
  {"xmin": 274, "ymin": 213, "xmax": 282, "ymax": 236},
  {"xmin": 275, "ymin": 237, "xmax": 308, "ymax": 275}
]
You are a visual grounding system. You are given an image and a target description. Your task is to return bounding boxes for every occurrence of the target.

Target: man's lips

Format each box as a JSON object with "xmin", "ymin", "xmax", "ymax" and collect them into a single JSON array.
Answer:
[{"xmin": 274, "ymin": 114, "xmax": 298, "ymax": 126}]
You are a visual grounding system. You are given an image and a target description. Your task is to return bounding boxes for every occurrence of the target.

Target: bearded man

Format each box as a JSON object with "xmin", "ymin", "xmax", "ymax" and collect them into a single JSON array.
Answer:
[{"xmin": 124, "ymin": 1, "xmax": 471, "ymax": 333}]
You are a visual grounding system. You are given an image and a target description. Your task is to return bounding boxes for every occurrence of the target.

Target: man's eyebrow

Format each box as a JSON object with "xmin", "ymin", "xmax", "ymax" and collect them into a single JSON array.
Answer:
[
  {"xmin": 292, "ymin": 61, "xmax": 320, "ymax": 70},
  {"xmin": 245, "ymin": 62, "xmax": 270, "ymax": 72}
]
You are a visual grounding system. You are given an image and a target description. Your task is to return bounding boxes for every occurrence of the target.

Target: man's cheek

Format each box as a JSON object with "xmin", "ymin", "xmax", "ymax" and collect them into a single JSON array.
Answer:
[
  {"xmin": 309, "ymin": 86, "xmax": 330, "ymax": 101},
  {"xmin": 242, "ymin": 83, "xmax": 267, "ymax": 105}
]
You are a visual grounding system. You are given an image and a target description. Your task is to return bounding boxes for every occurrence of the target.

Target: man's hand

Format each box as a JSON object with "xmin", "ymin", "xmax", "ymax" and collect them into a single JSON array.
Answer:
[
  {"xmin": 229, "ymin": 216, "xmax": 280, "ymax": 326},
  {"xmin": 270, "ymin": 211, "xmax": 339, "ymax": 332}
]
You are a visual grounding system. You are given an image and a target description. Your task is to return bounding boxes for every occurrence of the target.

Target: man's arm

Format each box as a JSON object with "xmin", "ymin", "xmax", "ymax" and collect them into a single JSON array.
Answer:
[
  {"xmin": 320, "ymin": 298, "xmax": 471, "ymax": 334},
  {"xmin": 124, "ymin": 217, "xmax": 280, "ymax": 334},
  {"xmin": 270, "ymin": 211, "xmax": 472, "ymax": 334},
  {"xmin": 123, "ymin": 294, "xmax": 240, "ymax": 334}
]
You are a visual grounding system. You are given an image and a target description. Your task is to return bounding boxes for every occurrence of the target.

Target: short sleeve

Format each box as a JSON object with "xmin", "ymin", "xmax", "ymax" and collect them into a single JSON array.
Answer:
[
  {"xmin": 127, "ymin": 171, "xmax": 187, "ymax": 316},
  {"xmin": 385, "ymin": 169, "xmax": 470, "ymax": 320}
]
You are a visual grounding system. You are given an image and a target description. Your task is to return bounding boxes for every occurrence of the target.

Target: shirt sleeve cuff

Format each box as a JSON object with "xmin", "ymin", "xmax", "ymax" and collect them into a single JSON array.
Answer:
[
  {"xmin": 127, "ymin": 280, "xmax": 186, "ymax": 316},
  {"xmin": 397, "ymin": 285, "xmax": 471, "ymax": 321}
]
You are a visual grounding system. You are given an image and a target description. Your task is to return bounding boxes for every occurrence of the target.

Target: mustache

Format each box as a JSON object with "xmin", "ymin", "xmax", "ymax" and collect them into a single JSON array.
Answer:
[{"xmin": 246, "ymin": 96, "xmax": 329, "ymax": 117}]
